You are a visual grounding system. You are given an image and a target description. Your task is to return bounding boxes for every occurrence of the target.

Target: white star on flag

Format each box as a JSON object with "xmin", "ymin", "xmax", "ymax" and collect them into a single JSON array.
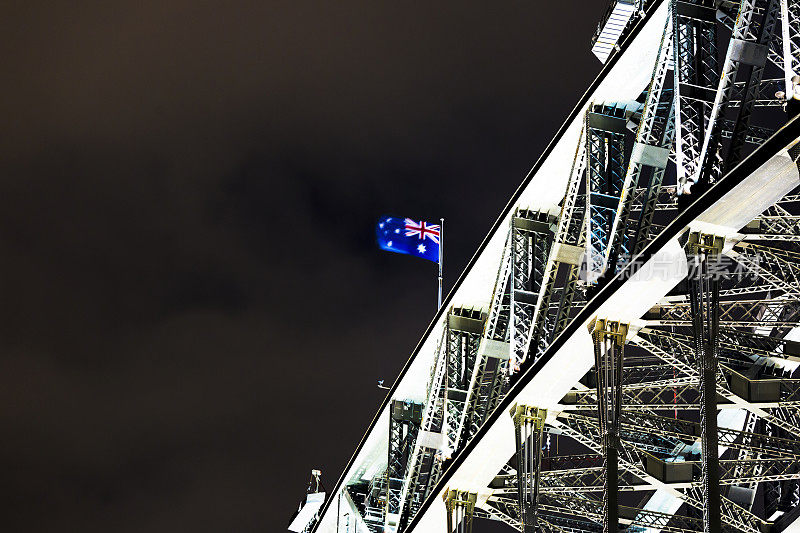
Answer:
[{"xmin": 417, "ymin": 244, "xmax": 426, "ymax": 253}]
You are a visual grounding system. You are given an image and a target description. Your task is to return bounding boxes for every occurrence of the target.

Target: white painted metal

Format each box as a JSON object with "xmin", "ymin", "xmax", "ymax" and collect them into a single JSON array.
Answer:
[{"xmin": 592, "ymin": 0, "xmax": 639, "ymax": 63}]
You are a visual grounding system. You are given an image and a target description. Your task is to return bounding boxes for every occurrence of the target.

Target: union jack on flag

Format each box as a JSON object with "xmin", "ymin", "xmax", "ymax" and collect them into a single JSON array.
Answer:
[
  {"xmin": 376, "ymin": 215, "xmax": 441, "ymax": 263},
  {"xmin": 404, "ymin": 218, "xmax": 440, "ymax": 244}
]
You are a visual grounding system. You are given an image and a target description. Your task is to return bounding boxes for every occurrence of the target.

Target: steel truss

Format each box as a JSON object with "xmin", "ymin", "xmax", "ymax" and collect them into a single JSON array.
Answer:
[
  {"xmin": 443, "ymin": 307, "xmax": 485, "ymax": 454},
  {"xmin": 386, "ymin": 401, "xmax": 423, "ymax": 529},
  {"xmin": 615, "ymin": 14, "xmax": 675, "ymax": 264},
  {"xmin": 509, "ymin": 210, "xmax": 557, "ymax": 372},
  {"xmin": 585, "ymin": 104, "xmax": 629, "ymax": 282},
  {"xmin": 674, "ymin": 0, "xmax": 720, "ymax": 191},
  {"xmin": 537, "ymin": 126, "xmax": 587, "ymax": 351},
  {"xmin": 492, "ymin": 457, "xmax": 800, "ymax": 494},
  {"xmin": 321, "ymin": 1, "xmax": 800, "ymax": 532},
  {"xmin": 396, "ymin": 328, "xmax": 448, "ymax": 531}
]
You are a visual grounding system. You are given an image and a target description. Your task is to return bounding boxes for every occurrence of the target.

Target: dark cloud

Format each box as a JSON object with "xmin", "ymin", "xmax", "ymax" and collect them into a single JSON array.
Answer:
[{"xmin": 0, "ymin": 1, "xmax": 606, "ymax": 531}]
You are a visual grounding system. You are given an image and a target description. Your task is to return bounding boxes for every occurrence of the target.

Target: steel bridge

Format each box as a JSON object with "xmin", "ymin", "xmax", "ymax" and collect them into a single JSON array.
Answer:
[{"xmin": 294, "ymin": 0, "xmax": 800, "ymax": 532}]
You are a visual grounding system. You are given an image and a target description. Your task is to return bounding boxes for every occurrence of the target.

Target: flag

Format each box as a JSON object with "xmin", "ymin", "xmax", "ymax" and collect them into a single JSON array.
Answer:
[{"xmin": 376, "ymin": 216, "xmax": 440, "ymax": 263}]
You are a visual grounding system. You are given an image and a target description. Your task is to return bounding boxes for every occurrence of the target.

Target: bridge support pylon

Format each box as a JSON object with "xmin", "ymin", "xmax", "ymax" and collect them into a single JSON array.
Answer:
[
  {"xmin": 442, "ymin": 489, "xmax": 476, "ymax": 533},
  {"xmin": 589, "ymin": 318, "xmax": 629, "ymax": 533},
  {"xmin": 686, "ymin": 232, "xmax": 725, "ymax": 533},
  {"xmin": 510, "ymin": 404, "xmax": 547, "ymax": 532}
]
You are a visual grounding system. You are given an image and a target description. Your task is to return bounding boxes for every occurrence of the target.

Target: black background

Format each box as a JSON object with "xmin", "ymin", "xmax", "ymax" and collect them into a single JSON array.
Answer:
[{"xmin": 1, "ymin": 1, "xmax": 609, "ymax": 531}]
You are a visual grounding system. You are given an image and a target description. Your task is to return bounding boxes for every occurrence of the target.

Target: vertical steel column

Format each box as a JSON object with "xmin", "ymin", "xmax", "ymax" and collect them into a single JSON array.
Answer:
[
  {"xmin": 443, "ymin": 489, "xmax": 477, "ymax": 533},
  {"xmin": 686, "ymin": 232, "xmax": 724, "ymax": 533},
  {"xmin": 509, "ymin": 210, "xmax": 557, "ymax": 373},
  {"xmin": 510, "ymin": 404, "xmax": 547, "ymax": 532},
  {"xmin": 589, "ymin": 318, "xmax": 629, "ymax": 533},
  {"xmin": 694, "ymin": 0, "xmax": 767, "ymax": 178},
  {"xmin": 585, "ymin": 105, "xmax": 628, "ymax": 284},
  {"xmin": 551, "ymin": 210, "xmax": 587, "ymax": 341},
  {"xmin": 444, "ymin": 307, "xmax": 486, "ymax": 454},
  {"xmin": 725, "ymin": 0, "xmax": 780, "ymax": 169},
  {"xmin": 764, "ymin": 421, "xmax": 782, "ymax": 519},
  {"xmin": 673, "ymin": 0, "xmax": 720, "ymax": 192},
  {"xmin": 386, "ymin": 400, "xmax": 423, "ymax": 531}
]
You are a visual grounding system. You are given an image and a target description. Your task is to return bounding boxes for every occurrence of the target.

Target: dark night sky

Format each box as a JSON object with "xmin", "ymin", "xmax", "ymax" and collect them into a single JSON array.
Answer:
[{"xmin": 1, "ymin": 1, "xmax": 608, "ymax": 531}]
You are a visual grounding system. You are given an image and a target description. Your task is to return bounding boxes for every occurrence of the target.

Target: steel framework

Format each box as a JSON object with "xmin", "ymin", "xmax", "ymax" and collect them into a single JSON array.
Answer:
[
  {"xmin": 510, "ymin": 405, "xmax": 547, "ymax": 532},
  {"xmin": 296, "ymin": 1, "xmax": 800, "ymax": 532}
]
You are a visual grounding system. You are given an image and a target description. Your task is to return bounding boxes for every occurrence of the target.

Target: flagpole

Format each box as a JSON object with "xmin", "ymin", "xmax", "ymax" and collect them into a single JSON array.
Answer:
[{"xmin": 438, "ymin": 218, "xmax": 444, "ymax": 309}]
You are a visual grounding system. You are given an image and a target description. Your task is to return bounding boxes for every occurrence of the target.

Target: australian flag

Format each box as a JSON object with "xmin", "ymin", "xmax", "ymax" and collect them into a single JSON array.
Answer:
[{"xmin": 376, "ymin": 216, "xmax": 441, "ymax": 263}]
